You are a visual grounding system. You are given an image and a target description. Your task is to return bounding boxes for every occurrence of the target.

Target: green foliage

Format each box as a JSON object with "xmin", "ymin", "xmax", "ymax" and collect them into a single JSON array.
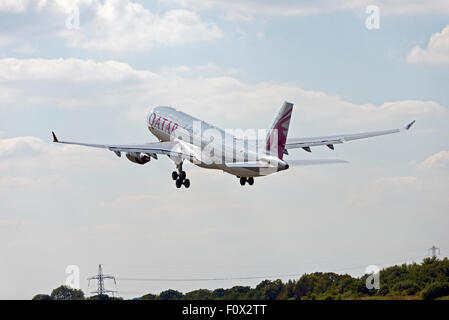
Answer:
[
  {"xmin": 50, "ymin": 285, "xmax": 84, "ymax": 300},
  {"xmin": 159, "ymin": 289, "xmax": 184, "ymax": 300},
  {"xmin": 32, "ymin": 294, "xmax": 51, "ymax": 300},
  {"xmin": 184, "ymin": 289, "xmax": 213, "ymax": 300},
  {"xmin": 212, "ymin": 288, "xmax": 225, "ymax": 298},
  {"xmin": 294, "ymin": 272, "xmax": 355, "ymax": 299},
  {"xmin": 393, "ymin": 280, "xmax": 419, "ymax": 295},
  {"xmin": 421, "ymin": 282, "xmax": 449, "ymax": 300},
  {"xmin": 220, "ymin": 286, "xmax": 251, "ymax": 300},
  {"xmin": 255, "ymin": 279, "xmax": 283, "ymax": 300},
  {"xmin": 140, "ymin": 293, "xmax": 158, "ymax": 300},
  {"xmin": 276, "ymin": 280, "xmax": 296, "ymax": 300}
]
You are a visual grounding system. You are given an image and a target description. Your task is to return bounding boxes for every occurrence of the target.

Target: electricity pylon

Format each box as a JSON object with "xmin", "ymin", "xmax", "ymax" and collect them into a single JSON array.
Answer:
[
  {"xmin": 87, "ymin": 264, "xmax": 117, "ymax": 297},
  {"xmin": 428, "ymin": 245, "xmax": 440, "ymax": 258}
]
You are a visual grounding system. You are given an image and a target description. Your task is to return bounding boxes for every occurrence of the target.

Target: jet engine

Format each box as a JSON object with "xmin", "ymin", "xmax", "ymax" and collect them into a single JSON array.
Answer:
[{"xmin": 126, "ymin": 152, "xmax": 151, "ymax": 165}]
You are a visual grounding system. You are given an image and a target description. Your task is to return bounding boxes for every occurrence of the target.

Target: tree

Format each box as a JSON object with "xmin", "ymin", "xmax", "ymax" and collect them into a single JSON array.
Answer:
[
  {"xmin": 140, "ymin": 293, "xmax": 158, "ymax": 300},
  {"xmin": 393, "ymin": 280, "xmax": 419, "ymax": 295},
  {"xmin": 212, "ymin": 288, "xmax": 225, "ymax": 299},
  {"xmin": 421, "ymin": 282, "xmax": 449, "ymax": 300},
  {"xmin": 221, "ymin": 286, "xmax": 251, "ymax": 300},
  {"xmin": 184, "ymin": 289, "xmax": 212, "ymax": 300},
  {"xmin": 277, "ymin": 280, "xmax": 296, "ymax": 300},
  {"xmin": 50, "ymin": 285, "xmax": 84, "ymax": 300},
  {"xmin": 422, "ymin": 257, "xmax": 438, "ymax": 265},
  {"xmin": 261, "ymin": 280, "xmax": 284, "ymax": 300},
  {"xmin": 32, "ymin": 294, "xmax": 51, "ymax": 300},
  {"xmin": 159, "ymin": 289, "xmax": 184, "ymax": 300}
]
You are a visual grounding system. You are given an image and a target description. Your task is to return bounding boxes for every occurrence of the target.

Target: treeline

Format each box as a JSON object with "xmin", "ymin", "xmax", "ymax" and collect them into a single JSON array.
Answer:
[
  {"xmin": 32, "ymin": 286, "xmax": 120, "ymax": 300},
  {"xmin": 33, "ymin": 257, "xmax": 449, "ymax": 300}
]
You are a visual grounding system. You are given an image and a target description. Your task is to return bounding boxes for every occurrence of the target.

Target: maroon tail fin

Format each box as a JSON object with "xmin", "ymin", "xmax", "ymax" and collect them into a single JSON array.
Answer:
[{"xmin": 266, "ymin": 101, "xmax": 293, "ymax": 160}]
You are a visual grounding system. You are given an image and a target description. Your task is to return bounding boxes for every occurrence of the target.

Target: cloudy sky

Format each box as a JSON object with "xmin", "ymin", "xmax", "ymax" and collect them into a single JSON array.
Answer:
[{"xmin": 0, "ymin": 0, "xmax": 448, "ymax": 299}]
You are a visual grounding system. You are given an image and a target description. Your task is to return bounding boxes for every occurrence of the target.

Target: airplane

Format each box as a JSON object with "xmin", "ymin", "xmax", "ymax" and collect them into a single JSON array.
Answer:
[{"xmin": 52, "ymin": 101, "xmax": 415, "ymax": 188}]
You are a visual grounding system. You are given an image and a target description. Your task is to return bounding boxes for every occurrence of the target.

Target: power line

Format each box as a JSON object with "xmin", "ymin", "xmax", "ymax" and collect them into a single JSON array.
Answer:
[
  {"xmin": 116, "ymin": 254, "xmax": 428, "ymax": 283},
  {"xmin": 117, "ymin": 274, "xmax": 301, "ymax": 282}
]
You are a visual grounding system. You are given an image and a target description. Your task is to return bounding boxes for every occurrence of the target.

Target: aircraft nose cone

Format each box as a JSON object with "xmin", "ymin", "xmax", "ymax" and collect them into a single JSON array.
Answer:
[{"xmin": 278, "ymin": 161, "xmax": 289, "ymax": 171}]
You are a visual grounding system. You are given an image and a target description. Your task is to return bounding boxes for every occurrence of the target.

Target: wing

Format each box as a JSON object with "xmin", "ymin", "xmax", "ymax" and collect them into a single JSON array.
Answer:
[
  {"xmin": 285, "ymin": 121, "xmax": 415, "ymax": 152},
  {"xmin": 51, "ymin": 131, "xmax": 196, "ymax": 159}
]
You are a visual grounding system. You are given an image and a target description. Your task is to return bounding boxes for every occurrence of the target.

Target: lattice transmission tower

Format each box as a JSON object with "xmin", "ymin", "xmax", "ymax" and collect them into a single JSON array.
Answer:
[
  {"xmin": 87, "ymin": 264, "xmax": 117, "ymax": 297},
  {"xmin": 428, "ymin": 245, "xmax": 440, "ymax": 258}
]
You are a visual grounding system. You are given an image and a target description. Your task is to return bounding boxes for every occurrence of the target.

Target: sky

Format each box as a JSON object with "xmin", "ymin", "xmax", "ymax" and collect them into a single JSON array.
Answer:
[{"xmin": 0, "ymin": 0, "xmax": 448, "ymax": 299}]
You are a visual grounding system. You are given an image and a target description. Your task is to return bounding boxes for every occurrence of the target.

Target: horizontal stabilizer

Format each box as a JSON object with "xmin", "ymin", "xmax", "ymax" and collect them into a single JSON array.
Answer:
[{"xmin": 287, "ymin": 159, "xmax": 348, "ymax": 166}]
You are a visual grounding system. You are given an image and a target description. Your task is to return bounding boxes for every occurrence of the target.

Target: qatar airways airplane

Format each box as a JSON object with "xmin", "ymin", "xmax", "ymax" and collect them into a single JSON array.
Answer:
[{"xmin": 52, "ymin": 102, "xmax": 415, "ymax": 188}]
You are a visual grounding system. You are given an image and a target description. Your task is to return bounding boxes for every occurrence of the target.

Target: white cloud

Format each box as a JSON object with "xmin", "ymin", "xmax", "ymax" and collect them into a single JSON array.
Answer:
[
  {"xmin": 13, "ymin": 43, "xmax": 38, "ymax": 55},
  {"xmin": 372, "ymin": 0, "xmax": 449, "ymax": 15},
  {"xmin": 0, "ymin": 135, "xmax": 119, "ymax": 177},
  {"xmin": 160, "ymin": 62, "xmax": 241, "ymax": 77},
  {"xmin": 419, "ymin": 150, "xmax": 449, "ymax": 170},
  {"xmin": 59, "ymin": 2, "xmax": 223, "ymax": 51},
  {"xmin": 347, "ymin": 173, "xmax": 447, "ymax": 209},
  {"xmin": 0, "ymin": 0, "xmax": 223, "ymax": 52},
  {"xmin": 0, "ymin": 136, "xmax": 45, "ymax": 157},
  {"xmin": 0, "ymin": 218, "xmax": 33, "ymax": 228},
  {"xmin": 0, "ymin": 57, "xmax": 447, "ymax": 131},
  {"xmin": 0, "ymin": 175, "xmax": 63, "ymax": 190},
  {"xmin": 0, "ymin": 57, "xmax": 150, "ymax": 82},
  {"xmin": 3, "ymin": 0, "xmax": 449, "ymax": 20},
  {"xmin": 166, "ymin": 0, "xmax": 449, "ymax": 17},
  {"xmin": 0, "ymin": 0, "xmax": 29, "ymax": 12},
  {"xmin": 407, "ymin": 25, "xmax": 449, "ymax": 65},
  {"xmin": 0, "ymin": 35, "xmax": 16, "ymax": 46}
]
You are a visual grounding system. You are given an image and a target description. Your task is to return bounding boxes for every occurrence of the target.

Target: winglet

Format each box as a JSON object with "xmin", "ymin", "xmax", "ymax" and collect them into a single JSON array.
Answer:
[
  {"xmin": 52, "ymin": 131, "xmax": 59, "ymax": 142},
  {"xmin": 404, "ymin": 120, "xmax": 416, "ymax": 131}
]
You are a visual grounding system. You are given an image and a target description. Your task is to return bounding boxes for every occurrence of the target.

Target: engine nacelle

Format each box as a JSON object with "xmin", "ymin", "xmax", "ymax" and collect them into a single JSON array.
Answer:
[{"xmin": 126, "ymin": 152, "xmax": 151, "ymax": 165}]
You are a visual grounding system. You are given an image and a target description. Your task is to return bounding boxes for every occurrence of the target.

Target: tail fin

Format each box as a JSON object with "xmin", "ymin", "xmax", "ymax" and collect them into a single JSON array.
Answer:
[{"xmin": 266, "ymin": 101, "xmax": 293, "ymax": 160}]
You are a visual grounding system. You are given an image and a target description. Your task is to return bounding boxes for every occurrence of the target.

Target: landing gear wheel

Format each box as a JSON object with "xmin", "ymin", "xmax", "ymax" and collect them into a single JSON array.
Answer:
[
  {"xmin": 175, "ymin": 179, "xmax": 183, "ymax": 188},
  {"xmin": 172, "ymin": 171, "xmax": 178, "ymax": 180},
  {"xmin": 248, "ymin": 177, "xmax": 254, "ymax": 185},
  {"xmin": 240, "ymin": 177, "xmax": 246, "ymax": 186},
  {"xmin": 180, "ymin": 171, "xmax": 186, "ymax": 181},
  {"xmin": 183, "ymin": 179, "xmax": 190, "ymax": 188}
]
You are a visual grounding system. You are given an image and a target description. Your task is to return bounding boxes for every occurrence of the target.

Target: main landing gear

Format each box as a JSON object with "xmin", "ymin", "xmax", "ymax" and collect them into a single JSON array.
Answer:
[
  {"xmin": 238, "ymin": 177, "xmax": 254, "ymax": 186},
  {"xmin": 172, "ymin": 163, "xmax": 190, "ymax": 189}
]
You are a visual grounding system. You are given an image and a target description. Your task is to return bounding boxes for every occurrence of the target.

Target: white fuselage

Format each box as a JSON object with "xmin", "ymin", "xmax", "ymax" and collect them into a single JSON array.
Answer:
[{"xmin": 146, "ymin": 106, "xmax": 288, "ymax": 177}]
